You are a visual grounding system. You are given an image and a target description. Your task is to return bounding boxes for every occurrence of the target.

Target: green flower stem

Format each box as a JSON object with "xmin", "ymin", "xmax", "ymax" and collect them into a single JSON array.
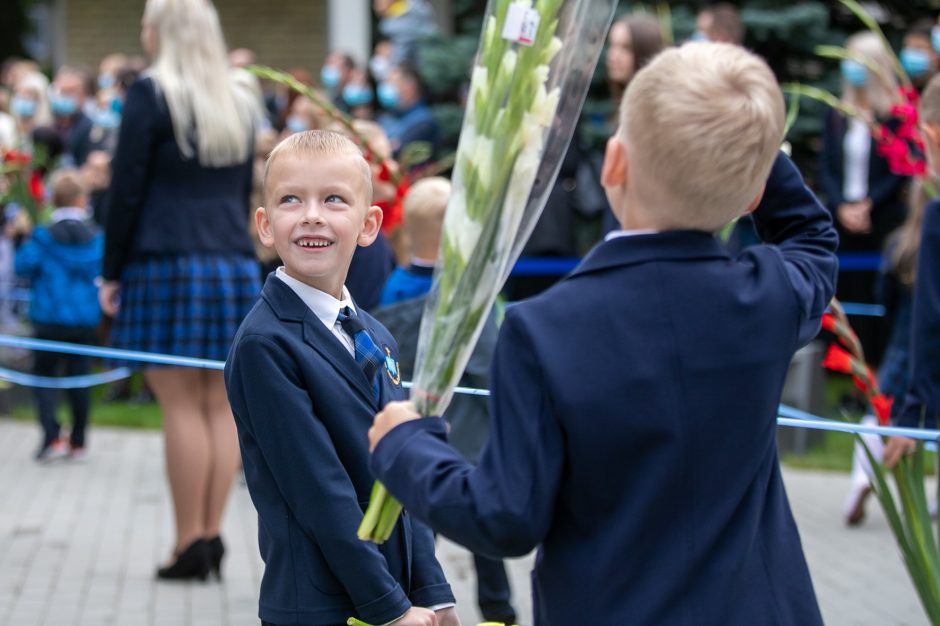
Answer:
[
  {"xmin": 347, "ymin": 618, "xmax": 374, "ymax": 626},
  {"xmin": 837, "ymin": 0, "xmax": 911, "ymax": 90}
]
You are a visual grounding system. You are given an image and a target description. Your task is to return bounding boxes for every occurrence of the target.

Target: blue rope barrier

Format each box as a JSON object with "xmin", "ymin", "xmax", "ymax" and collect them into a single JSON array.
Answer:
[
  {"xmin": 0, "ymin": 365, "xmax": 132, "ymax": 389},
  {"xmin": 0, "ymin": 334, "xmax": 935, "ymax": 442},
  {"xmin": 839, "ymin": 303, "xmax": 887, "ymax": 317}
]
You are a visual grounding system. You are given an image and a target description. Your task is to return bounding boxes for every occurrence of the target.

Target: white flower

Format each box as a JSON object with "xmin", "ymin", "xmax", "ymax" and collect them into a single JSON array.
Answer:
[
  {"xmin": 533, "ymin": 64, "xmax": 550, "ymax": 87},
  {"xmin": 483, "ymin": 16, "xmax": 497, "ymax": 53},
  {"xmin": 443, "ymin": 190, "xmax": 482, "ymax": 263},
  {"xmin": 499, "ymin": 50, "xmax": 518, "ymax": 82},
  {"xmin": 541, "ymin": 37, "xmax": 563, "ymax": 65}
]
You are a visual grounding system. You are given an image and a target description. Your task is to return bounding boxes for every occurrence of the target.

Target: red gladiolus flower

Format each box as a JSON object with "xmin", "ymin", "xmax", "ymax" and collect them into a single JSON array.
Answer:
[
  {"xmin": 853, "ymin": 376, "xmax": 870, "ymax": 395},
  {"xmin": 821, "ymin": 313, "xmax": 837, "ymax": 334},
  {"xmin": 2, "ymin": 150, "xmax": 30, "ymax": 166},
  {"xmin": 28, "ymin": 171, "xmax": 44, "ymax": 203},
  {"xmin": 870, "ymin": 394, "xmax": 893, "ymax": 426},
  {"xmin": 822, "ymin": 344, "xmax": 855, "ymax": 374}
]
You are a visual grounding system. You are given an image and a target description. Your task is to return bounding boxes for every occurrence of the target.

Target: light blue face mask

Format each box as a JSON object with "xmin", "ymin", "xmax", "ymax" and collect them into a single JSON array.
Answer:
[
  {"xmin": 933, "ymin": 27, "xmax": 940, "ymax": 54},
  {"xmin": 690, "ymin": 31, "xmax": 709, "ymax": 42},
  {"xmin": 50, "ymin": 94, "xmax": 79, "ymax": 117},
  {"xmin": 93, "ymin": 108, "xmax": 121, "ymax": 130},
  {"xmin": 342, "ymin": 84, "xmax": 374, "ymax": 107},
  {"xmin": 841, "ymin": 59, "xmax": 868, "ymax": 87},
  {"xmin": 377, "ymin": 82, "xmax": 400, "ymax": 110},
  {"xmin": 10, "ymin": 95, "xmax": 37, "ymax": 118},
  {"xmin": 901, "ymin": 48, "xmax": 931, "ymax": 79},
  {"xmin": 97, "ymin": 74, "xmax": 115, "ymax": 90},
  {"xmin": 320, "ymin": 65, "xmax": 341, "ymax": 90},
  {"xmin": 285, "ymin": 116, "xmax": 308, "ymax": 134}
]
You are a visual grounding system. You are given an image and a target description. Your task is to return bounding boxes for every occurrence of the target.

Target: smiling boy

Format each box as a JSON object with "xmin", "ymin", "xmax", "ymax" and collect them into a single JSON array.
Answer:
[{"xmin": 224, "ymin": 130, "xmax": 457, "ymax": 626}]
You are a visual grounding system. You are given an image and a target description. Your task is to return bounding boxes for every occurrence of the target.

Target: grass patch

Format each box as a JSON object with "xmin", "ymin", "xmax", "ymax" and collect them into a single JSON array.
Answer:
[{"xmin": 9, "ymin": 399, "xmax": 162, "ymax": 429}]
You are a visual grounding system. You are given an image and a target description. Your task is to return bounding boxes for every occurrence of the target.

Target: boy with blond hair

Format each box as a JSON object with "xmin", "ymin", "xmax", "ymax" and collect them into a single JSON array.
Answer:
[
  {"xmin": 367, "ymin": 42, "xmax": 837, "ymax": 624},
  {"xmin": 224, "ymin": 130, "xmax": 457, "ymax": 626}
]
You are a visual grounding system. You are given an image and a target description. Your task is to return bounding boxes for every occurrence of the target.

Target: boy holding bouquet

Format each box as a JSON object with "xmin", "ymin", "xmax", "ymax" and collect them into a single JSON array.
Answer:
[
  {"xmin": 368, "ymin": 42, "xmax": 837, "ymax": 624},
  {"xmin": 224, "ymin": 130, "xmax": 456, "ymax": 626}
]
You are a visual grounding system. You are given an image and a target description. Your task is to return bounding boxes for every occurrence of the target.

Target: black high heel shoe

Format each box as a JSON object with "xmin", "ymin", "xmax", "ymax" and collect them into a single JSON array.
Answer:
[
  {"xmin": 207, "ymin": 536, "xmax": 225, "ymax": 580},
  {"xmin": 156, "ymin": 539, "xmax": 211, "ymax": 581}
]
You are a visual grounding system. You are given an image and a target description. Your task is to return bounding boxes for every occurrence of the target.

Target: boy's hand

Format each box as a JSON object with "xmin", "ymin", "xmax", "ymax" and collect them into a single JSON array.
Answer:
[
  {"xmin": 394, "ymin": 606, "xmax": 438, "ymax": 625},
  {"xmin": 884, "ymin": 436, "xmax": 917, "ymax": 469},
  {"xmin": 434, "ymin": 606, "xmax": 460, "ymax": 626},
  {"xmin": 369, "ymin": 401, "xmax": 421, "ymax": 452}
]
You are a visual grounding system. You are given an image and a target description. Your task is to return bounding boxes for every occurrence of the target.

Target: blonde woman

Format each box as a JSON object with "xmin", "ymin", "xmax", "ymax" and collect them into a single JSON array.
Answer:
[
  {"xmin": 10, "ymin": 71, "xmax": 53, "ymax": 152},
  {"xmin": 818, "ymin": 30, "xmax": 909, "ymax": 361},
  {"xmin": 99, "ymin": 0, "xmax": 261, "ymax": 581}
]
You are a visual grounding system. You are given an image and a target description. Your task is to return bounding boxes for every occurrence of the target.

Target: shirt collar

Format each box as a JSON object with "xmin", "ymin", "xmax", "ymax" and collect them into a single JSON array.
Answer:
[
  {"xmin": 275, "ymin": 267, "xmax": 355, "ymax": 330},
  {"xmin": 604, "ymin": 228, "xmax": 659, "ymax": 242},
  {"xmin": 49, "ymin": 207, "xmax": 90, "ymax": 224}
]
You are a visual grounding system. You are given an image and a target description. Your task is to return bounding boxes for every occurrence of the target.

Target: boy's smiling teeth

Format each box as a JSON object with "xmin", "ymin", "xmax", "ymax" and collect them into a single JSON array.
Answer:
[{"xmin": 297, "ymin": 239, "xmax": 332, "ymax": 248}]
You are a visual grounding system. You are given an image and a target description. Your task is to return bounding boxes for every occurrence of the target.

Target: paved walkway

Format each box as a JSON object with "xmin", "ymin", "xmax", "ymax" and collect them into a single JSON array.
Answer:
[{"xmin": 0, "ymin": 419, "xmax": 930, "ymax": 625}]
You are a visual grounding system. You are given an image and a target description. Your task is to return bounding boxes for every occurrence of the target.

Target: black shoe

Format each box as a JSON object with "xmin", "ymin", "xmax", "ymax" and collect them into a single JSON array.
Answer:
[
  {"xmin": 207, "ymin": 535, "xmax": 225, "ymax": 580},
  {"xmin": 156, "ymin": 539, "xmax": 210, "ymax": 581}
]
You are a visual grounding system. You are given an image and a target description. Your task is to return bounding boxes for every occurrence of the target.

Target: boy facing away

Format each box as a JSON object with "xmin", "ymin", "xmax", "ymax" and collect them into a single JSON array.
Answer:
[
  {"xmin": 224, "ymin": 131, "xmax": 457, "ymax": 626},
  {"xmin": 368, "ymin": 42, "xmax": 838, "ymax": 625}
]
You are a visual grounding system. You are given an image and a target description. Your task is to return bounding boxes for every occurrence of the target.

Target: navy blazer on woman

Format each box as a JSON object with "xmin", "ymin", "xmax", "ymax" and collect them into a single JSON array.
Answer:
[
  {"xmin": 225, "ymin": 276, "xmax": 453, "ymax": 625},
  {"xmin": 370, "ymin": 153, "xmax": 838, "ymax": 625},
  {"xmin": 103, "ymin": 77, "xmax": 255, "ymax": 280},
  {"xmin": 817, "ymin": 109, "xmax": 907, "ymax": 241}
]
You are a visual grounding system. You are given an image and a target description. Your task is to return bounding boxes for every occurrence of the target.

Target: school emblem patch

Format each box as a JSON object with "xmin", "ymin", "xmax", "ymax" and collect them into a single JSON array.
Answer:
[{"xmin": 383, "ymin": 346, "xmax": 401, "ymax": 385}]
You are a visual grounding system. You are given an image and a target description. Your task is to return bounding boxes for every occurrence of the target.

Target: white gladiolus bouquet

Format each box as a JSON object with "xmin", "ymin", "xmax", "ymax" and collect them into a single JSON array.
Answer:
[{"xmin": 359, "ymin": 0, "xmax": 617, "ymax": 543}]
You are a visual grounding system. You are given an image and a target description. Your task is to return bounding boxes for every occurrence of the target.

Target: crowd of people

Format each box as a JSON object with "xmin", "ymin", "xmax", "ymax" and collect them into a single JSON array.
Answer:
[{"xmin": 1, "ymin": 0, "xmax": 940, "ymax": 624}]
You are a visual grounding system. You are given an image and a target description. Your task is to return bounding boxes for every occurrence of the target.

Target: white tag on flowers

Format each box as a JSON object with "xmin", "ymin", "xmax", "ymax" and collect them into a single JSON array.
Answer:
[{"xmin": 501, "ymin": 5, "xmax": 540, "ymax": 46}]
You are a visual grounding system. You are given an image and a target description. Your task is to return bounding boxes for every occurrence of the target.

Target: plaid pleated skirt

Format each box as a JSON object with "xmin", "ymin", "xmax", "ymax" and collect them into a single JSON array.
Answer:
[{"xmin": 110, "ymin": 254, "xmax": 261, "ymax": 365}]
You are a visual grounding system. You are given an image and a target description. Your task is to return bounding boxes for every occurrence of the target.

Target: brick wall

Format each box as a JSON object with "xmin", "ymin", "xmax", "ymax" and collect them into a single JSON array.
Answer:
[{"xmin": 63, "ymin": 0, "xmax": 327, "ymax": 73}]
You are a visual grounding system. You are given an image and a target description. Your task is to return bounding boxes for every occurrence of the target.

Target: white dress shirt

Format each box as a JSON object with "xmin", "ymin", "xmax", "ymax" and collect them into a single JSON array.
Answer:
[
  {"xmin": 842, "ymin": 116, "xmax": 870, "ymax": 202},
  {"xmin": 604, "ymin": 228, "xmax": 659, "ymax": 241},
  {"xmin": 275, "ymin": 268, "xmax": 356, "ymax": 358}
]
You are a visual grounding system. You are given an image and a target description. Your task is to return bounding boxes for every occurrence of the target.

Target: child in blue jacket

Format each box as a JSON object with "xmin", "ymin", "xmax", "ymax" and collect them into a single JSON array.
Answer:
[{"xmin": 16, "ymin": 168, "xmax": 103, "ymax": 462}]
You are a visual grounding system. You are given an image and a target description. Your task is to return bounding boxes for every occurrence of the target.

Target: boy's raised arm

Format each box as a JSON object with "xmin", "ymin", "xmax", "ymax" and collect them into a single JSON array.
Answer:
[
  {"xmin": 227, "ymin": 333, "xmax": 412, "ymax": 625},
  {"xmin": 750, "ymin": 151, "xmax": 840, "ymax": 346}
]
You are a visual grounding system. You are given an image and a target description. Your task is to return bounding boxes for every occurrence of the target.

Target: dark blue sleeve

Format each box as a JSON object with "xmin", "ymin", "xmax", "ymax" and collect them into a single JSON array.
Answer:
[
  {"xmin": 817, "ymin": 109, "xmax": 845, "ymax": 211},
  {"xmin": 102, "ymin": 78, "xmax": 159, "ymax": 280},
  {"xmin": 370, "ymin": 310, "xmax": 564, "ymax": 558},
  {"xmin": 895, "ymin": 200, "xmax": 940, "ymax": 428},
  {"xmin": 407, "ymin": 517, "xmax": 456, "ymax": 607},
  {"xmin": 751, "ymin": 152, "xmax": 840, "ymax": 346},
  {"xmin": 227, "ymin": 334, "xmax": 412, "ymax": 624}
]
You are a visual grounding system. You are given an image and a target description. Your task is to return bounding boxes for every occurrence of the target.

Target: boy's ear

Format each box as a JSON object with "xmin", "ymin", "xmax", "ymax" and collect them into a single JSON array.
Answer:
[
  {"xmin": 357, "ymin": 205, "xmax": 384, "ymax": 247},
  {"xmin": 742, "ymin": 184, "xmax": 766, "ymax": 216},
  {"xmin": 601, "ymin": 135, "xmax": 629, "ymax": 190},
  {"xmin": 255, "ymin": 207, "xmax": 274, "ymax": 248}
]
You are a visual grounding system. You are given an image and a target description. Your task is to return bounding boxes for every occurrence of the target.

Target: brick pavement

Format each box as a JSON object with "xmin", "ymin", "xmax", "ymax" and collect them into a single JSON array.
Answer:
[{"xmin": 0, "ymin": 420, "xmax": 930, "ymax": 625}]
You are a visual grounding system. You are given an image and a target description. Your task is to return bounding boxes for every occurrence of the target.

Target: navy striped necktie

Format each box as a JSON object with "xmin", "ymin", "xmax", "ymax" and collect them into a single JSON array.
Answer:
[{"xmin": 337, "ymin": 306, "xmax": 384, "ymax": 401}]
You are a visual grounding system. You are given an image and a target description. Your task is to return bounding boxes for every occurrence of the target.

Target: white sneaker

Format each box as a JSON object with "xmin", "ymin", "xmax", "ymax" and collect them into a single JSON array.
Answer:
[{"xmin": 36, "ymin": 439, "xmax": 69, "ymax": 464}]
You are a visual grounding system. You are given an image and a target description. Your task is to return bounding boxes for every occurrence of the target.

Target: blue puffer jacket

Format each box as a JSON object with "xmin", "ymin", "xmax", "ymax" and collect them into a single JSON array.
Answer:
[{"xmin": 15, "ymin": 214, "xmax": 103, "ymax": 328}]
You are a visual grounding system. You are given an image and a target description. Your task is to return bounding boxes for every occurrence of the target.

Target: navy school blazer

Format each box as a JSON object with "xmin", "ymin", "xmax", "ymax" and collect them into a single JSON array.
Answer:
[
  {"xmin": 370, "ymin": 153, "xmax": 838, "ymax": 625},
  {"xmin": 224, "ymin": 276, "xmax": 453, "ymax": 626}
]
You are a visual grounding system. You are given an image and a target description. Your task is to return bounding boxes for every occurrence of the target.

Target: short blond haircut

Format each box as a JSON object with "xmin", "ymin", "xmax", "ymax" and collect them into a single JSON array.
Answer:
[
  {"xmin": 50, "ymin": 169, "xmax": 87, "ymax": 209},
  {"xmin": 262, "ymin": 130, "xmax": 373, "ymax": 204},
  {"xmin": 920, "ymin": 73, "xmax": 940, "ymax": 125},
  {"xmin": 622, "ymin": 42, "xmax": 785, "ymax": 231},
  {"xmin": 404, "ymin": 177, "xmax": 450, "ymax": 255}
]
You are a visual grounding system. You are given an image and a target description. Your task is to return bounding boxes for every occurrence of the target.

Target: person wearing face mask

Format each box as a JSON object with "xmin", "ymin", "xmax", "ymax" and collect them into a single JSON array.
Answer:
[
  {"xmin": 373, "ymin": 0, "xmax": 438, "ymax": 66},
  {"xmin": 818, "ymin": 31, "xmax": 909, "ymax": 364},
  {"xmin": 369, "ymin": 39, "xmax": 395, "ymax": 83},
  {"xmin": 376, "ymin": 63, "xmax": 438, "ymax": 165},
  {"xmin": 9, "ymin": 71, "xmax": 53, "ymax": 154},
  {"xmin": 901, "ymin": 21, "xmax": 940, "ymax": 91},
  {"xmin": 46, "ymin": 66, "xmax": 97, "ymax": 167},
  {"xmin": 320, "ymin": 52, "xmax": 356, "ymax": 112},
  {"xmin": 342, "ymin": 67, "xmax": 375, "ymax": 120}
]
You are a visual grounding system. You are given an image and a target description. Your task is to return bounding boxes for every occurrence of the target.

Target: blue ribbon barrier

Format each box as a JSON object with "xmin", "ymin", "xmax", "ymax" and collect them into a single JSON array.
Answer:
[
  {"xmin": 838, "ymin": 303, "xmax": 886, "ymax": 317},
  {"xmin": 0, "ymin": 365, "xmax": 132, "ymax": 389},
  {"xmin": 0, "ymin": 334, "xmax": 935, "ymax": 443}
]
